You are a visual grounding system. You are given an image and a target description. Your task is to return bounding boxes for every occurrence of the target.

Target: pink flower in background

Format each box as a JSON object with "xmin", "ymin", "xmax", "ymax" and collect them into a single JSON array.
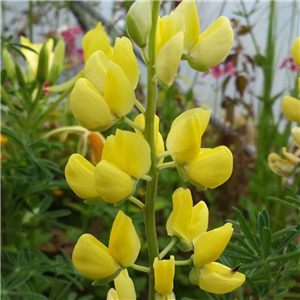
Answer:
[
  {"xmin": 279, "ymin": 57, "xmax": 299, "ymax": 72},
  {"xmin": 43, "ymin": 81, "xmax": 50, "ymax": 95},
  {"xmin": 211, "ymin": 65, "xmax": 224, "ymax": 78},
  {"xmin": 225, "ymin": 61, "xmax": 236, "ymax": 76}
]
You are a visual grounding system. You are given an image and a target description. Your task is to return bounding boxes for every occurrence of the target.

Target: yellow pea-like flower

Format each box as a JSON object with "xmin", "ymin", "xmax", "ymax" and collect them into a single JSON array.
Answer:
[
  {"xmin": 190, "ymin": 16, "xmax": 234, "ymax": 68},
  {"xmin": 156, "ymin": 12, "xmax": 184, "ymax": 87},
  {"xmin": 198, "ymin": 262, "xmax": 246, "ymax": 294},
  {"xmin": 186, "ymin": 146, "xmax": 233, "ymax": 189},
  {"xmin": 107, "ymin": 269, "xmax": 136, "ymax": 300},
  {"xmin": 193, "ymin": 223, "xmax": 233, "ymax": 267},
  {"xmin": 72, "ymin": 233, "xmax": 119, "ymax": 280},
  {"xmin": 154, "ymin": 256, "xmax": 175, "ymax": 298},
  {"xmin": 166, "ymin": 188, "xmax": 208, "ymax": 247},
  {"xmin": 71, "ymin": 53, "xmax": 136, "ymax": 131},
  {"xmin": 268, "ymin": 153, "xmax": 296, "ymax": 177},
  {"xmin": 94, "ymin": 130, "xmax": 151, "ymax": 203},
  {"xmin": 134, "ymin": 114, "xmax": 165, "ymax": 162},
  {"xmin": 70, "ymin": 78, "xmax": 114, "ymax": 131},
  {"xmin": 167, "ymin": 108, "xmax": 211, "ymax": 164},
  {"xmin": 166, "ymin": 109, "xmax": 233, "ymax": 189},
  {"xmin": 291, "ymin": 37, "xmax": 300, "ymax": 67},
  {"xmin": 73, "ymin": 211, "xmax": 140, "ymax": 281},
  {"xmin": 65, "ymin": 154, "xmax": 99, "ymax": 199},
  {"xmin": 82, "ymin": 22, "xmax": 113, "ymax": 62},
  {"xmin": 282, "ymin": 96, "xmax": 300, "ymax": 123},
  {"xmin": 291, "ymin": 127, "xmax": 300, "ymax": 148}
]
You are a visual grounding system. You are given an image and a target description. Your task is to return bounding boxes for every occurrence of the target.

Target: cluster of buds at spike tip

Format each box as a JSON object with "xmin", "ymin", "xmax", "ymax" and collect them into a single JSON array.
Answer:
[{"xmin": 20, "ymin": 36, "xmax": 64, "ymax": 84}]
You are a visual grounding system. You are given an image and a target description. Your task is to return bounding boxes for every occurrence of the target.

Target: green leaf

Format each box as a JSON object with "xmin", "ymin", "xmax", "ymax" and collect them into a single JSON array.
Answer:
[
  {"xmin": 267, "ymin": 250, "xmax": 300, "ymax": 262},
  {"xmin": 7, "ymin": 292, "xmax": 48, "ymax": 300},
  {"xmin": 9, "ymin": 274, "xmax": 31, "ymax": 289},
  {"xmin": 9, "ymin": 43, "xmax": 38, "ymax": 54},
  {"xmin": 226, "ymin": 242, "xmax": 257, "ymax": 258},
  {"xmin": 233, "ymin": 208, "xmax": 261, "ymax": 255},
  {"xmin": 261, "ymin": 227, "xmax": 272, "ymax": 258},
  {"xmin": 269, "ymin": 197, "xmax": 299, "ymax": 210},
  {"xmin": 272, "ymin": 227, "xmax": 297, "ymax": 242},
  {"xmin": 39, "ymin": 197, "xmax": 53, "ymax": 215},
  {"xmin": 43, "ymin": 210, "xmax": 71, "ymax": 218}
]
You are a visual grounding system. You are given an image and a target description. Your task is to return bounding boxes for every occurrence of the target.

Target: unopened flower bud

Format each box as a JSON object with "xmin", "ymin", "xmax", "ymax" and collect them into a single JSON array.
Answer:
[
  {"xmin": 36, "ymin": 41, "xmax": 49, "ymax": 82},
  {"xmin": 126, "ymin": 0, "xmax": 152, "ymax": 48},
  {"xmin": 2, "ymin": 48, "xmax": 16, "ymax": 81},
  {"xmin": 48, "ymin": 38, "xmax": 65, "ymax": 84}
]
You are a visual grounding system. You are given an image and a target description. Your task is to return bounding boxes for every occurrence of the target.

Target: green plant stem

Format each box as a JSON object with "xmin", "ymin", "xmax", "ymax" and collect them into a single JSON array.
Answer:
[
  {"xmin": 157, "ymin": 150, "xmax": 170, "ymax": 161},
  {"xmin": 141, "ymin": 47, "xmax": 150, "ymax": 65},
  {"xmin": 123, "ymin": 116, "xmax": 144, "ymax": 133},
  {"xmin": 157, "ymin": 161, "xmax": 176, "ymax": 170},
  {"xmin": 143, "ymin": 2, "xmax": 161, "ymax": 299},
  {"xmin": 135, "ymin": 99, "xmax": 146, "ymax": 113},
  {"xmin": 175, "ymin": 258, "xmax": 193, "ymax": 266},
  {"xmin": 128, "ymin": 196, "xmax": 145, "ymax": 209},
  {"xmin": 29, "ymin": 1, "xmax": 34, "ymax": 42},
  {"xmin": 130, "ymin": 263, "xmax": 151, "ymax": 273},
  {"xmin": 159, "ymin": 237, "xmax": 178, "ymax": 259}
]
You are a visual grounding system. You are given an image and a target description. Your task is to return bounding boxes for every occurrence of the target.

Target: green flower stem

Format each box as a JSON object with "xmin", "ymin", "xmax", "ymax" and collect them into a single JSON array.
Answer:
[
  {"xmin": 43, "ymin": 126, "xmax": 87, "ymax": 139},
  {"xmin": 29, "ymin": 1, "xmax": 34, "ymax": 42},
  {"xmin": 159, "ymin": 237, "xmax": 178, "ymax": 259},
  {"xmin": 130, "ymin": 263, "xmax": 151, "ymax": 273},
  {"xmin": 157, "ymin": 161, "xmax": 176, "ymax": 170},
  {"xmin": 157, "ymin": 150, "xmax": 170, "ymax": 161},
  {"xmin": 141, "ymin": 175, "xmax": 153, "ymax": 182},
  {"xmin": 123, "ymin": 116, "xmax": 144, "ymax": 133},
  {"xmin": 128, "ymin": 196, "xmax": 145, "ymax": 209},
  {"xmin": 135, "ymin": 99, "xmax": 145, "ymax": 113},
  {"xmin": 141, "ymin": 47, "xmax": 150, "ymax": 65},
  {"xmin": 143, "ymin": 1, "xmax": 161, "ymax": 299},
  {"xmin": 175, "ymin": 258, "xmax": 193, "ymax": 266}
]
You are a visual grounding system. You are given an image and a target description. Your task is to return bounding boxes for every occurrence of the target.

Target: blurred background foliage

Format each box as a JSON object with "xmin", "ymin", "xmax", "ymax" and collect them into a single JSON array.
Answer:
[{"xmin": 1, "ymin": 1, "xmax": 299, "ymax": 299}]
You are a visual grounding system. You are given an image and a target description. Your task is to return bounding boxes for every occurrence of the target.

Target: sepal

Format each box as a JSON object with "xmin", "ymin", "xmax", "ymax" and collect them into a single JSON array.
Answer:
[{"xmin": 92, "ymin": 268, "xmax": 123, "ymax": 286}]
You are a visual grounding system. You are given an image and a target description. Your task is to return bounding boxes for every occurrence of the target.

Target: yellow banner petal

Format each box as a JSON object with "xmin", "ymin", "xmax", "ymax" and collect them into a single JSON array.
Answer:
[{"xmin": 154, "ymin": 256, "xmax": 175, "ymax": 295}]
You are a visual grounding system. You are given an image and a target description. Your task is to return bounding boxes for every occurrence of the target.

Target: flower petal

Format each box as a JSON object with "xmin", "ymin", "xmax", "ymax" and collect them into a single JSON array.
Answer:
[
  {"xmin": 72, "ymin": 234, "xmax": 119, "ymax": 280},
  {"xmin": 95, "ymin": 160, "xmax": 134, "ymax": 203},
  {"xmin": 82, "ymin": 22, "xmax": 112, "ymax": 62},
  {"xmin": 113, "ymin": 37, "xmax": 139, "ymax": 88},
  {"xmin": 84, "ymin": 50, "xmax": 109, "ymax": 95},
  {"xmin": 193, "ymin": 223, "xmax": 233, "ymax": 267},
  {"xmin": 109, "ymin": 211, "xmax": 141, "ymax": 267},
  {"xmin": 104, "ymin": 62, "xmax": 136, "ymax": 118},
  {"xmin": 107, "ymin": 288, "xmax": 119, "ymax": 300},
  {"xmin": 175, "ymin": 0, "xmax": 199, "ymax": 51},
  {"xmin": 198, "ymin": 262, "xmax": 245, "ymax": 294},
  {"xmin": 70, "ymin": 78, "xmax": 114, "ymax": 131},
  {"xmin": 114, "ymin": 269, "xmax": 136, "ymax": 300},
  {"xmin": 291, "ymin": 127, "xmax": 300, "ymax": 148},
  {"xmin": 154, "ymin": 256, "xmax": 175, "ymax": 295},
  {"xmin": 190, "ymin": 17, "xmax": 234, "ymax": 67},
  {"xmin": 65, "ymin": 154, "xmax": 99, "ymax": 199},
  {"xmin": 282, "ymin": 96, "xmax": 300, "ymax": 122},
  {"xmin": 268, "ymin": 153, "xmax": 296, "ymax": 177},
  {"xmin": 291, "ymin": 37, "xmax": 300, "ymax": 67},
  {"xmin": 186, "ymin": 146, "xmax": 233, "ymax": 189}
]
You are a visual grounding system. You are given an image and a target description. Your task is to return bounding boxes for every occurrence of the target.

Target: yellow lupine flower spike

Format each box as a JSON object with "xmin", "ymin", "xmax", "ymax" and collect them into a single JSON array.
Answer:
[
  {"xmin": 107, "ymin": 269, "xmax": 136, "ymax": 300},
  {"xmin": 73, "ymin": 211, "xmax": 140, "ymax": 281},
  {"xmin": 82, "ymin": 22, "xmax": 113, "ymax": 62},
  {"xmin": 154, "ymin": 256, "xmax": 175, "ymax": 300},
  {"xmin": 166, "ymin": 188, "xmax": 208, "ymax": 249},
  {"xmin": 95, "ymin": 130, "xmax": 151, "ymax": 203},
  {"xmin": 291, "ymin": 37, "xmax": 300, "ymax": 67}
]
